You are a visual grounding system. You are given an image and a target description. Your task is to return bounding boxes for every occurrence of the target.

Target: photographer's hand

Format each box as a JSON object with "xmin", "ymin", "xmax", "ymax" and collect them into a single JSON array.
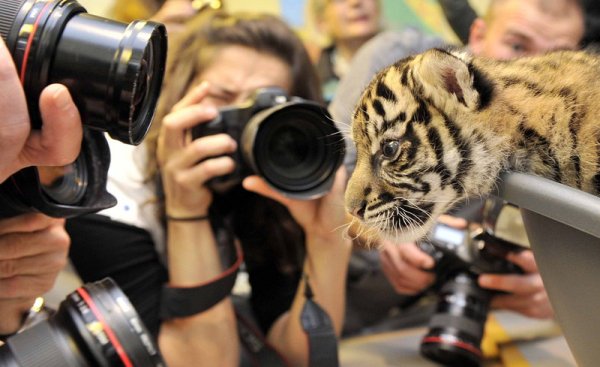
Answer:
[
  {"xmin": 0, "ymin": 213, "xmax": 70, "ymax": 334},
  {"xmin": 380, "ymin": 215, "xmax": 467, "ymax": 295},
  {"xmin": 158, "ymin": 82, "xmax": 236, "ymax": 218},
  {"xmin": 0, "ymin": 39, "xmax": 82, "ymax": 183},
  {"xmin": 479, "ymin": 250, "xmax": 554, "ymax": 319},
  {"xmin": 380, "ymin": 241, "xmax": 435, "ymax": 295},
  {"xmin": 243, "ymin": 167, "xmax": 349, "ymax": 245}
]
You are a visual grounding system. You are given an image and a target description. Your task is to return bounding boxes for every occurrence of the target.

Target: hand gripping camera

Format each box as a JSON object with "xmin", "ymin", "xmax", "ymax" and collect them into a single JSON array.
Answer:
[
  {"xmin": 417, "ymin": 201, "xmax": 526, "ymax": 367},
  {"xmin": 191, "ymin": 87, "xmax": 345, "ymax": 200},
  {"xmin": 0, "ymin": 0, "xmax": 166, "ymax": 218}
]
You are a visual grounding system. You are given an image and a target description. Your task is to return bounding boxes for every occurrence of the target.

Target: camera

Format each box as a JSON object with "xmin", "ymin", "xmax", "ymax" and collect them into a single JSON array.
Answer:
[
  {"xmin": 0, "ymin": 278, "xmax": 165, "ymax": 367},
  {"xmin": 191, "ymin": 87, "xmax": 345, "ymax": 199},
  {"xmin": 417, "ymin": 221, "xmax": 524, "ymax": 367},
  {"xmin": 0, "ymin": 0, "xmax": 167, "ymax": 218}
]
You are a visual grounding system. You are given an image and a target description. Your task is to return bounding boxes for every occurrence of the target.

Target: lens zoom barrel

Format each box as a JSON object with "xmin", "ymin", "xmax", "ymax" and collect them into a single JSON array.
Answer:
[{"xmin": 1, "ymin": 0, "xmax": 166, "ymax": 145}]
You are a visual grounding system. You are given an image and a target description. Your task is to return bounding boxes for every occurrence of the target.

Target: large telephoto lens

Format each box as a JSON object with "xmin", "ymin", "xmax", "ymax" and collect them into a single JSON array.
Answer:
[
  {"xmin": 420, "ymin": 273, "xmax": 491, "ymax": 367},
  {"xmin": 242, "ymin": 102, "xmax": 344, "ymax": 199},
  {"xmin": 0, "ymin": 0, "xmax": 167, "ymax": 145},
  {"xmin": 0, "ymin": 278, "xmax": 165, "ymax": 367}
]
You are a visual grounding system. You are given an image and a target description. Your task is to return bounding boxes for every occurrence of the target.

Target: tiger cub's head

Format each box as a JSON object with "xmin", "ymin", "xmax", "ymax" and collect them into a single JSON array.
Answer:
[{"xmin": 345, "ymin": 48, "xmax": 495, "ymax": 242}]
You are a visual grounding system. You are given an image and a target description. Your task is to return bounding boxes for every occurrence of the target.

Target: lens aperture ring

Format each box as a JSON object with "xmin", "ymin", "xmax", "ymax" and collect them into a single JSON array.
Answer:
[
  {"xmin": 421, "ymin": 333, "xmax": 483, "ymax": 358},
  {"xmin": 428, "ymin": 314, "xmax": 484, "ymax": 339},
  {"xmin": 74, "ymin": 287, "xmax": 135, "ymax": 367}
]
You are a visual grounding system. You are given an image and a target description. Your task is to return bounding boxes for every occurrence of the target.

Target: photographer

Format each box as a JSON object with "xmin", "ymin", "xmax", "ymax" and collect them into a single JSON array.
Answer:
[
  {"xmin": 0, "ymin": 38, "xmax": 82, "ymax": 336},
  {"xmin": 67, "ymin": 10, "xmax": 351, "ymax": 367}
]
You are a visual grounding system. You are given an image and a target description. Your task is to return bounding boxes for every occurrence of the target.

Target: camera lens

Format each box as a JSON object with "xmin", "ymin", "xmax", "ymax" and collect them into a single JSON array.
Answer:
[
  {"xmin": 0, "ymin": 0, "xmax": 167, "ymax": 145},
  {"xmin": 0, "ymin": 278, "xmax": 165, "ymax": 367},
  {"xmin": 244, "ymin": 103, "xmax": 344, "ymax": 199},
  {"xmin": 131, "ymin": 45, "xmax": 153, "ymax": 124},
  {"xmin": 420, "ymin": 273, "xmax": 491, "ymax": 367},
  {"xmin": 0, "ymin": 130, "xmax": 117, "ymax": 219},
  {"xmin": 264, "ymin": 120, "xmax": 321, "ymax": 179},
  {"xmin": 37, "ymin": 157, "xmax": 88, "ymax": 205},
  {"xmin": 110, "ymin": 20, "xmax": 164, "ymax": 145}
]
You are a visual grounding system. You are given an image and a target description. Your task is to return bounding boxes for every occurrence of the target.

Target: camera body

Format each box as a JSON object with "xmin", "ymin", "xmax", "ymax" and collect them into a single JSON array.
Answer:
[
  {"xmin": 192, "ymin": 87, "xmax": 344, "ymax": 200},
  {"xmin": 418, "ymin": 223, "xmax": 524, "ymax": 367},
  {"xmin": 419, "ymin": 223, "xmax": 523, "ymax": 279}
]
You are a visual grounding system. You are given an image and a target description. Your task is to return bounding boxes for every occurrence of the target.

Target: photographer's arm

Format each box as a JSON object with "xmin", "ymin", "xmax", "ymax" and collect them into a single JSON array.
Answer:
[
  {"xmin": 0, "ymin": 214, "xmax": 70, "ymax": 335},
  {"xmin": 243, "ymin": 168, "xmax": 352, "ymax": 367},
  {"xmin": 0, "ymin": 39, "xmax": 82, "ymax": 182},
  {"xmin": 156, "ymin": 83, "xmax": 239, "ymax": 367}
]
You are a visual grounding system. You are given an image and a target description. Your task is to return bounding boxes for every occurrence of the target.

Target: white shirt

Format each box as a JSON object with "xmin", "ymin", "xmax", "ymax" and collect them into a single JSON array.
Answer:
[{"xmin": 99, "ymin": 136, "xmax": 166, "ymax": 257}]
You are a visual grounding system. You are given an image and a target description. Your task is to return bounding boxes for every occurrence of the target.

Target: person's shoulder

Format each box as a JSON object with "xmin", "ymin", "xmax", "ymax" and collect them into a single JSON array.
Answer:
[{"xmin": 357, "ymin": 28, "xmax": 446, "ymax": 65}]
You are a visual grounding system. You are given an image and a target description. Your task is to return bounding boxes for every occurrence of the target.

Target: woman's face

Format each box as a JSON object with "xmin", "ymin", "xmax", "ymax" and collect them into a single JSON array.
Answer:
[
  {"xmin": 322, "ymin": 0, "xmax": 380, "ymax": 42},
  {"xmin": 196, "ymin": 45, "xmax": 292, "ymax": 108}
]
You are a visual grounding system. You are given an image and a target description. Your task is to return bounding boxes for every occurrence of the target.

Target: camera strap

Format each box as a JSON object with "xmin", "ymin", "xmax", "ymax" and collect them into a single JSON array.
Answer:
[
  {"xmin": 236, "ymin": 274, "xmax": 339, "ymax": 367},
  {"xmin": 159, "ymin": 241, "xmax": 243, "ymax": 320},
  {"xmin": 301, "ymin": 275, "xmax": 340, "ymax": 367},
  {"xmin": 159, "ymin": 240, "xmax": 339, "ymax": 367},
  {"xmin": 236, "ymin": 309, "xmax": 291, "ymax": 367}
]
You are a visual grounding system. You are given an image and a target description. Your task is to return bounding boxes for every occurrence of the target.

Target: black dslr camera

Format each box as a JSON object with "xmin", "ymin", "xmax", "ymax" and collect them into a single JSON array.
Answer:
[
  {"xmin": 191, "ymin": 87, "xmax": 344, "ymax": 199},
  {"xmin": 0, "ymin": 0, "xmax": 166, "ymax": 218},
  {"xmin": 417, "ymin": 219, "xmax": 525, "ymax": 367}
]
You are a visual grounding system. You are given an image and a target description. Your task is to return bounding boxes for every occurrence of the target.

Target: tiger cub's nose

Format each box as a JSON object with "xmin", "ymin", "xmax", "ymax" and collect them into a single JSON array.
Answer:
[{"xmin": 348, "ymin": 200, "xmax": 367, "ymax": 220}]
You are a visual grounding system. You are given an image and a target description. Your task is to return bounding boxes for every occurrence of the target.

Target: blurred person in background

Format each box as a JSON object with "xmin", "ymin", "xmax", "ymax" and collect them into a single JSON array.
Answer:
[
  {"xmin": 111, "ymin": 0, "xmax": 222, "ymax": 35},
  {"xmin": 308, "ymin": 0, "xmax": 382, "ymax": 103}
]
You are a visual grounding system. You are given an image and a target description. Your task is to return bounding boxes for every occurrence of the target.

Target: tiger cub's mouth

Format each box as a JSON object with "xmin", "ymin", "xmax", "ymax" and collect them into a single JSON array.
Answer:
[{"xmin": 363, "ymin": 201, "xmax": 436, "ymax": 242}]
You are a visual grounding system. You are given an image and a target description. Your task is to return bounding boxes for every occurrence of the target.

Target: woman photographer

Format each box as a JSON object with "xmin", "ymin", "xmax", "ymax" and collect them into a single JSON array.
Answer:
[{"xmin": 68, "ymin": 10, "xmax": 351, "ymax": 367}]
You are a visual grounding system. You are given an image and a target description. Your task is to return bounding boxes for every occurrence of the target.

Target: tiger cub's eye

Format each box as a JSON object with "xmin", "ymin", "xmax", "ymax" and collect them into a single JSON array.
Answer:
[{"xmin": 382, "ymin": 140, "xmax": 400, "ymax": 159}]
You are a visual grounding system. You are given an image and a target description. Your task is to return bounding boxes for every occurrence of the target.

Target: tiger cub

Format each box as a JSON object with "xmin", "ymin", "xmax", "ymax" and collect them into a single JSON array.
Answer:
[{"xmin": 345, "ymin": 48, "xmax": 600, "ymax": 242}]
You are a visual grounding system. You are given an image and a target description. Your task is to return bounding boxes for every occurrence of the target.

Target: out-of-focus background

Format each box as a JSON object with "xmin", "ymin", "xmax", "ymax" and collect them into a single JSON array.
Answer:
[{"xmin": 78, "ymin": 0, "xmax": 490, "ymax": 45}]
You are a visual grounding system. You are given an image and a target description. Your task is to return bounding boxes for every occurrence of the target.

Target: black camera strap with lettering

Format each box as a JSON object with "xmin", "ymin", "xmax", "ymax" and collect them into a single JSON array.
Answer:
[
  {"xmin": 236, "ymin": 309, "xmax": 290, "ymax": 367},
  {"xmin": 159, "ymin": 241, "xmax": 243, "ymax": 319},
  {"xmin": 236, "ymin": 274, "xmax": 339, "ymax": 367},
  {"xmin": 300, "ymin": 275, "xmax": 339, "ymax": 367}
]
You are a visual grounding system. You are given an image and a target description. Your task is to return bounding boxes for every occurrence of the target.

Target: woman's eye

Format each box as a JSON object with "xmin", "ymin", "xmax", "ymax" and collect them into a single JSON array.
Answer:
[
  {"xmin": 206, "ymin": 93, "xmax": 233, "ymax": 107},
  {"xmin": 381, "ymin": 140, "xmax": 400, "ymax": 159}
]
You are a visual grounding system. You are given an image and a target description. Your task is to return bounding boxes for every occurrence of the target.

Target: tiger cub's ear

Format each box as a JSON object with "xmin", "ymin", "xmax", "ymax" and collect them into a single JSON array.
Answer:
[{"xmin": 412, "ymin": 48, "xmax": 484, "ymax": 111}]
